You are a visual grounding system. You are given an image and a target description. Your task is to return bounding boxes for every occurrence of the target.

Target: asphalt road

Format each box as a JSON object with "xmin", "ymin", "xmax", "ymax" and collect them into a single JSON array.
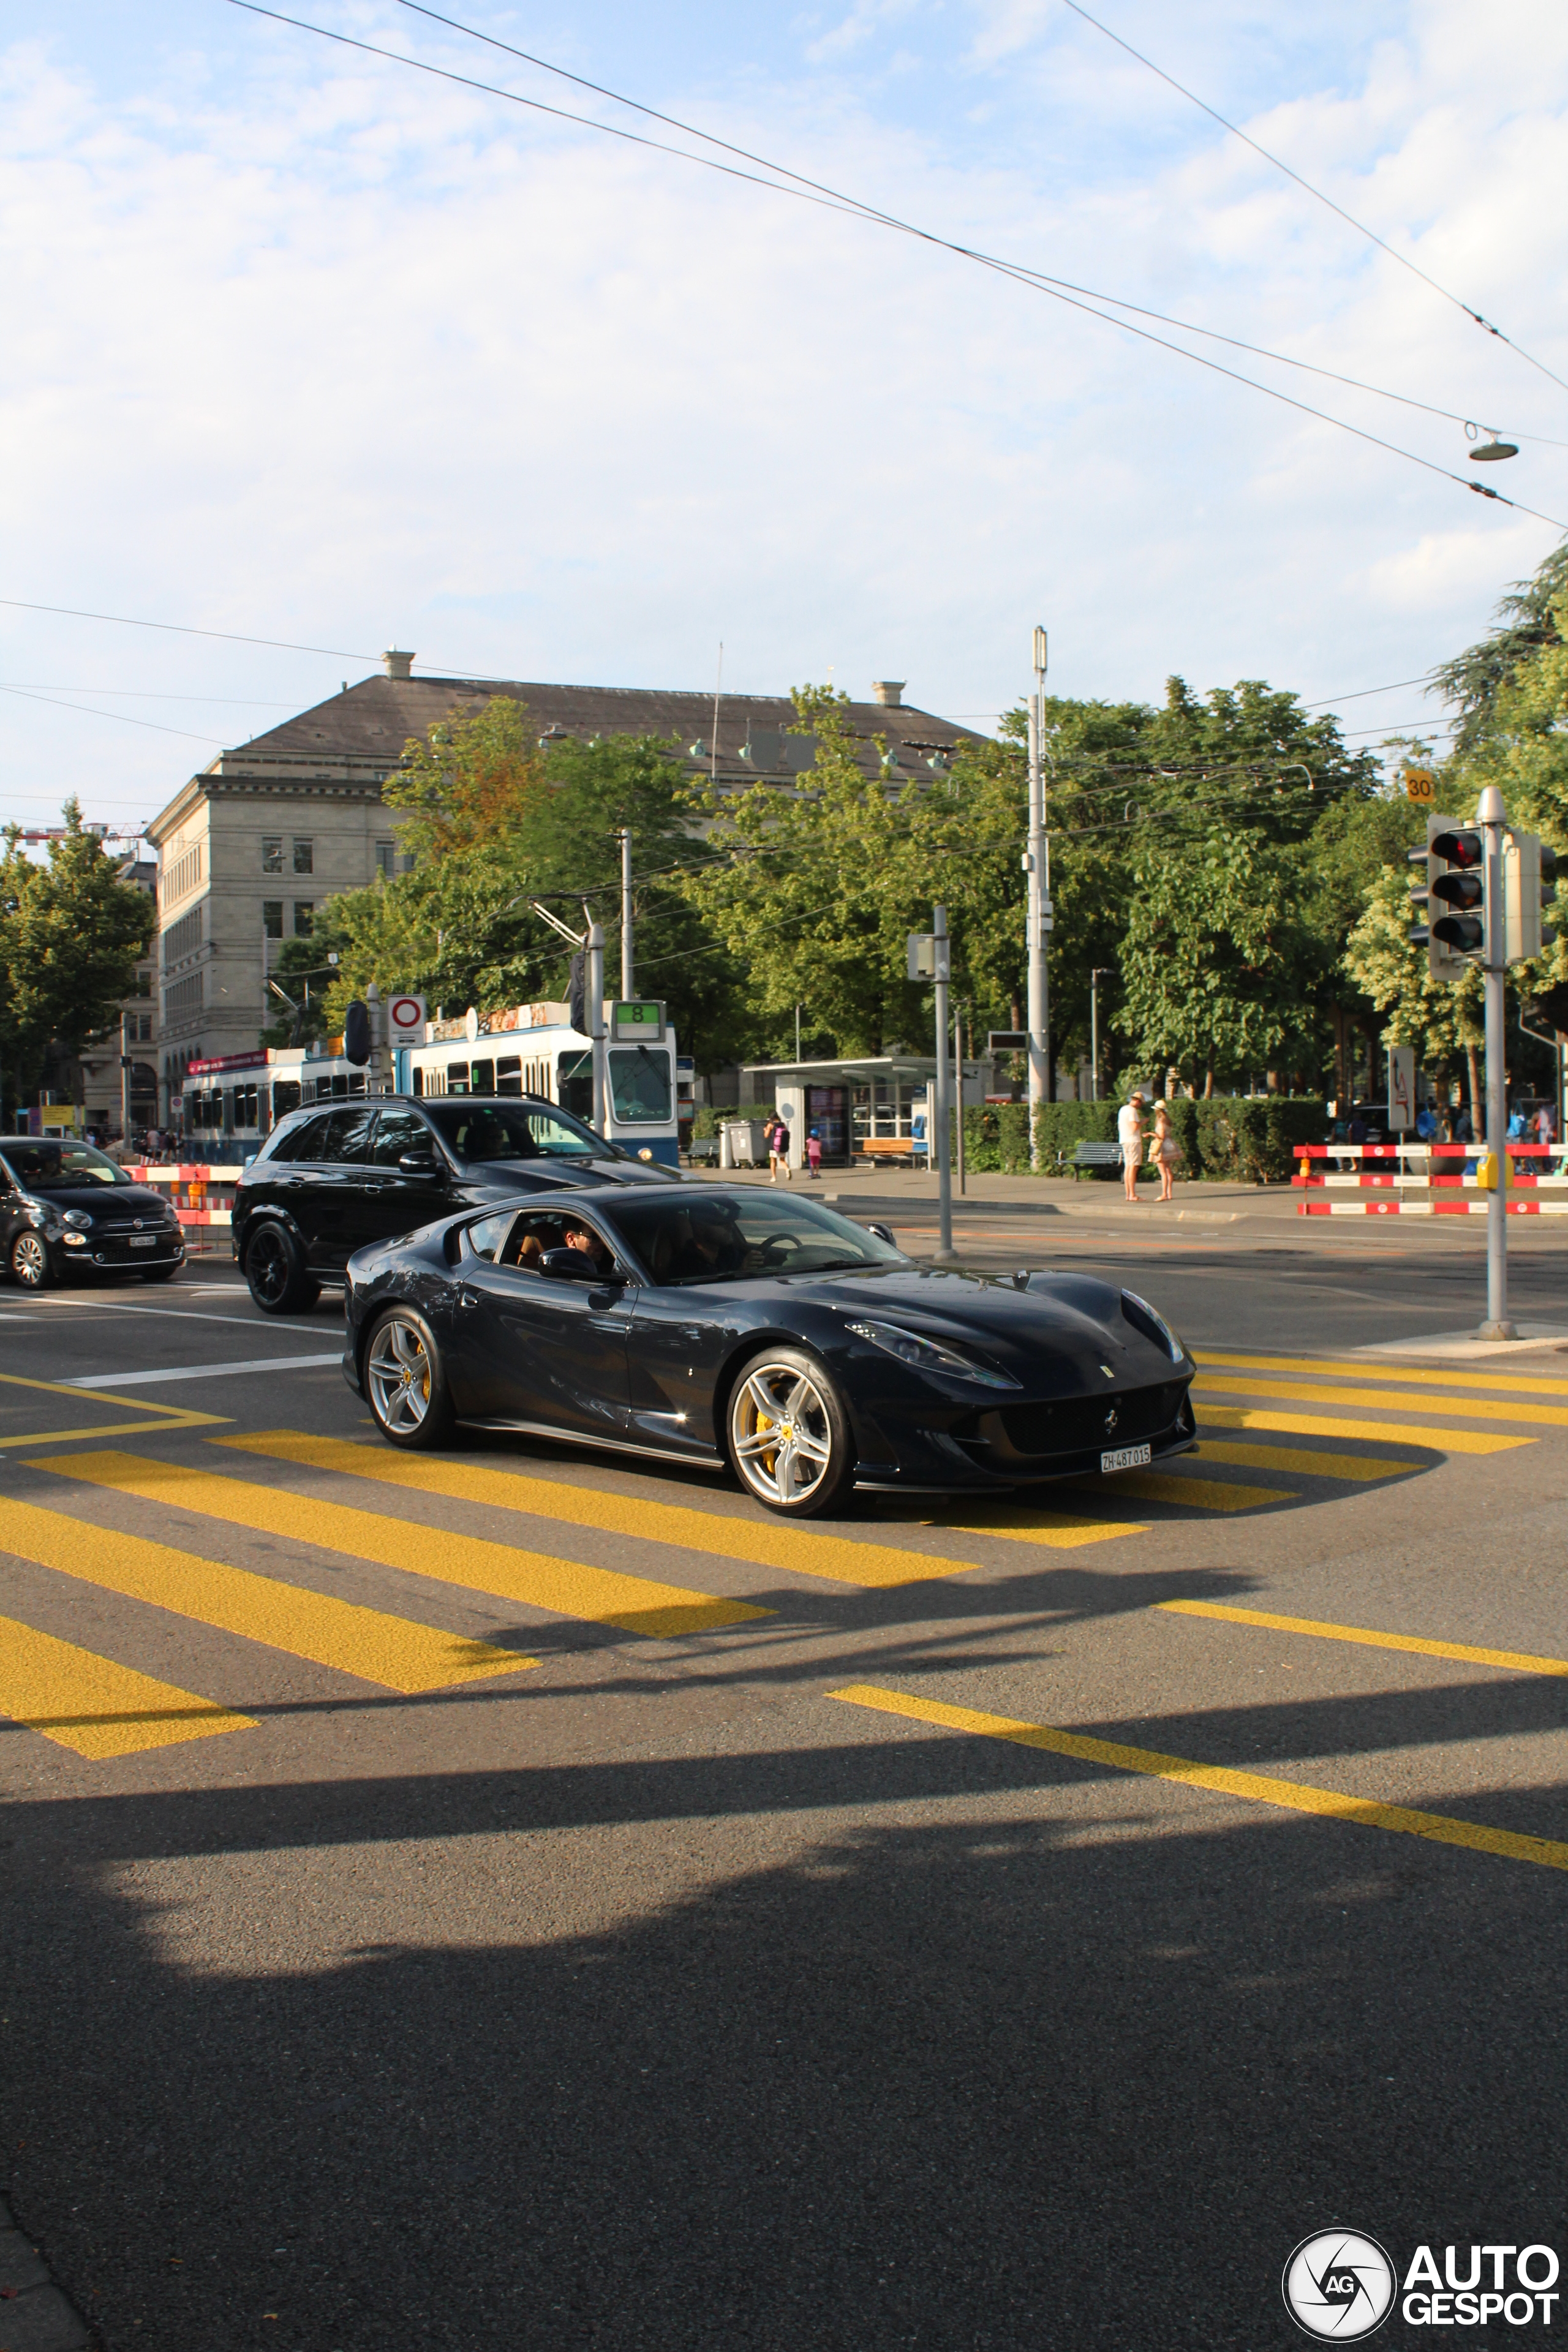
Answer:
[{"xmin": 2, "ymin": 1216, "xmax": 1567, "ymax": 2351}]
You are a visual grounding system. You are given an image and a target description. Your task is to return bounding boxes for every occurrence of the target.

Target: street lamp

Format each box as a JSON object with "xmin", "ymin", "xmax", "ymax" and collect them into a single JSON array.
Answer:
[{"xmin": 1025, "ymin": 625, "xmax": 1049, "ymax": 1165}]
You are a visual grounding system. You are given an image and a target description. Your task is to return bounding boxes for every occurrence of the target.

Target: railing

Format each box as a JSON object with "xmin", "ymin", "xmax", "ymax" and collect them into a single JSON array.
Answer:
[
  {"xmin": 1294, "ymin": 1141, "xmax": 1568, "ymax": 1215},
  {"xmin": 126, "ymin": 1162, "xmax": 243, "ymax": 1237}
]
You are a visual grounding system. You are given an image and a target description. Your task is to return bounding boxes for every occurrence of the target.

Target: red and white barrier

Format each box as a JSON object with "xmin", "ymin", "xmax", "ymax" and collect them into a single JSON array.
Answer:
[
  {"xmin": 1294, "ymin": 1141, "xmax": 1568, "ymax": 1215},
  {"xmin": 126, "ymin": 1163, "xmax": 243, "ymax": 1234}
]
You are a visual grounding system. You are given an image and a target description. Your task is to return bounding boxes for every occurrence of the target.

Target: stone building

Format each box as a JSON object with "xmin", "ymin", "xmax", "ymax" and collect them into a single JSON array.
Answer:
[{"xmin": 146, "ymin": 652, "xmax": 984, "ymax": 1118}]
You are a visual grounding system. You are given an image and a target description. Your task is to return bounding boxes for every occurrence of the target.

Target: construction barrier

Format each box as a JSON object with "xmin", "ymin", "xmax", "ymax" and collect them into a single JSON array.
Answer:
[
  {"xmin": 1294, "ymin": 1140, "xmax": 1568, "ymax": 1215},
  {"xmin": 126, "ymin": 1163, "xmax": 243, "ymax": 1239}
]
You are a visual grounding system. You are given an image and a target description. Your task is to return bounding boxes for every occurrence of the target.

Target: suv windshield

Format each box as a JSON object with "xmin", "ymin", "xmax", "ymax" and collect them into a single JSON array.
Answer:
[
  {"xmin": 600, "ymin": 1192, "xmax": 903, "ymax": 1284},
  {"xmin": 421, "ymin": 1101, "xmax": 625, "ymax": 1164},
  {"xmin": 0, "ymin": 1141, "xmax": 132, "ymax": 1189}
]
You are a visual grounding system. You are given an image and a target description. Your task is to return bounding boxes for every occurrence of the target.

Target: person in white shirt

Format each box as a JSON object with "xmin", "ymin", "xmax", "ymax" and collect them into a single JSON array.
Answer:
[{"xmin": 1117, "ymin": 1091, "xmax": 1146, "ymax": 1202}]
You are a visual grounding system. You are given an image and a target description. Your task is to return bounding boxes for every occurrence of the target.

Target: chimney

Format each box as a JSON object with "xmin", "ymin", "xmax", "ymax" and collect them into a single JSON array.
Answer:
[
  {"xmin": 870, "ymin": 679, "xmax": 905, "ymax": 707},
  {"xmin": 383, "ymin": 649, "xmax": 415, "ymax": 680}
]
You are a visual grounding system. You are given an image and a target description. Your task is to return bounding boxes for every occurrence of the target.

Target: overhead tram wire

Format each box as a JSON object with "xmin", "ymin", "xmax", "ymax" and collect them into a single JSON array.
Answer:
[
  {"xmin": 392, "ymin": 1, "xmax": 1568, "ymax": 456},
  {"xmin": 1054, "ymin": 0, "xmax": 1568, "ymax": 401},
  {"xmin": 228, "ymin": 2, "xmax": 1568, "ymax": 537}
]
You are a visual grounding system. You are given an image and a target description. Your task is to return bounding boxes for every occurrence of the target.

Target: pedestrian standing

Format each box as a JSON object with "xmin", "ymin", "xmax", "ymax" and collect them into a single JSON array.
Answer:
[
  {"xmin": 1117, "ymin": 1090, "xmax": 1146, "ymax": 1203},
  {"xmin": 1150, "ymin": 1099, "xmax": 1179, "ymax": 1203},
  {"xmin": 806, "ymin": 1128, "xmax": 823, "ymax": 1179}
]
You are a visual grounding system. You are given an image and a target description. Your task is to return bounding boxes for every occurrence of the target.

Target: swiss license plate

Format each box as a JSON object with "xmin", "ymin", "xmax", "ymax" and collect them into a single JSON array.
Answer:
[
  {"xmin": 129, "ymin": 1235, "xmax": 157, "ymax": 1249},
  {"xmin": 1101, "ymin": 1442, "xmax": 1152, "ymax": 1474}
]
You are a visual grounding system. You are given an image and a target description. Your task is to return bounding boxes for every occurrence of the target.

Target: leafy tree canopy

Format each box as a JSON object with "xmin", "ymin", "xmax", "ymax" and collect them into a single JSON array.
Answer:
[{"xmin": 1, "ymin": 804, "xmax": 154, "ymax": 1101}]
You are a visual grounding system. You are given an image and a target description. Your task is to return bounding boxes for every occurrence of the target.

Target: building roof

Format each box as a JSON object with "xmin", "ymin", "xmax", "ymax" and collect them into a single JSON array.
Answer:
[{"xmin": 148, "ymin": 663, "xmax": 990, "ymax": 841}]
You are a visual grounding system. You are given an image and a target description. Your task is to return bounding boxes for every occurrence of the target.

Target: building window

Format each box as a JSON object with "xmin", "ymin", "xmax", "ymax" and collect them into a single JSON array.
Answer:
[
  {"xmin": 375, "ymin": 839, "xmax": 396, "ymax": 877},
  {"xmin": 293, "ymin": 838, "xmax": 314, "ymax": 875},
  {"xmin": 293, "ymin": 902, "xmax": 314, "ymax": 937},
  {"xmin": 165, "ymin": 973, "xmax": 203, "ymax": 1019},
  {"xmin": 133, "ymin": 967, "xmax": 153, "ymax": 997},
  {"xmin": 135, "ymin": 1012, "xmax": 154, "ymax": 1042},
  {"xmin": 262, "ymin": 837, "xmax": 284, "ymax": 874},
  {"xmin": 263, "ymin": 900, "xmax": 284, "ymax": 940},
  {"xmin": 162, "ymin": 907, "xmax": 203, "ymax": 967}
]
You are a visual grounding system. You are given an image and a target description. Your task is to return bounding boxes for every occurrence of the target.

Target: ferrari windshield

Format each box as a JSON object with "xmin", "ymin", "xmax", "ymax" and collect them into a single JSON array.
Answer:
[
  {"xmin": 0, "ymin": 1140, "xmax": 132, "ymax": 1189},
  {"xmin": 600, "ymin": 1191, "xmax": 904, "ymax": 1284},
  {"xmin": 421, "ymin": 1102, "xmax": 627, "ymax": 1164}
]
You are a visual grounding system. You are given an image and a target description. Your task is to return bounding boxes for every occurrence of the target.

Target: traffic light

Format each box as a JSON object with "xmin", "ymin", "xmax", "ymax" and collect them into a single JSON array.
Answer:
[
  {"xmin": 1503, "ymin": 830, "xmax": 1559, "ymax": 962},
  {"xmin": 1409, "ymin": 815, "xmax": 1483, "ymax": 978}
]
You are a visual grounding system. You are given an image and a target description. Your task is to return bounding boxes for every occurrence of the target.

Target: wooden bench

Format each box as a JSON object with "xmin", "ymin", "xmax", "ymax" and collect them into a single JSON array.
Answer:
[
  {"xmin": 685, "ymin": 1136, "xmax": 720, "ymax": 1164},
  {"xmin": 857, "ymin": 1137, "xmax": 928, "ymax": 1167}
]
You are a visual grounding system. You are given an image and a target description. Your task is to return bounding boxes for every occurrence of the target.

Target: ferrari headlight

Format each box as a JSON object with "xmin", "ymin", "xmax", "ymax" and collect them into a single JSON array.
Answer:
[
  {"xmin": 62, "ymin": 1210, "xmax": 94, "ymax": 1231},
  {"xmin": 1121, "ymin": 1289, "xmax": 1185, "ymax": 1363},
  {"xmin": 846, "ymin": 1319, "xmax": 1020, "ymax": 1389}
]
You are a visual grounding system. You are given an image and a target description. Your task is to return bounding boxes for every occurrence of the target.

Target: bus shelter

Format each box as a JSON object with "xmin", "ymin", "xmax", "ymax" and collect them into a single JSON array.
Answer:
[{"xmin": 742, "ymin": 1055, "xmax": 984, "ymax": 1170}]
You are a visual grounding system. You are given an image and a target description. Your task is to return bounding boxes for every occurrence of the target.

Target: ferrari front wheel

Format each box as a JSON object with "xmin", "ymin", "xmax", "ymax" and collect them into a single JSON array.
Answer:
[
  {"xmin": 364, "ymin": 1307, "xmax": 455, "ymax": 1449},
  {"xmin": 727, "ymin": 1347, "xmax": 855, "ymax": 1517}
]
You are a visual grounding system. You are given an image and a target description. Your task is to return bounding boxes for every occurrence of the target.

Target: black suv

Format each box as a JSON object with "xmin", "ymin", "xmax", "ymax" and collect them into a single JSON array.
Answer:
[
  {"xmin": 233, "ymin": 1095, "xmax": 679, "ymax": 1314},
  {"xmin": 0, "ymin": 1137, "xmax": 186, "ymax": 1289}
]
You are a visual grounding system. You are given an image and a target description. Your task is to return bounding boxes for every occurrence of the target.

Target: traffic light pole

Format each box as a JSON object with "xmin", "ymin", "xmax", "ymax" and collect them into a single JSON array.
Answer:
[
  {"xmin": 1025, "ymin": 629, "xmax": 1048, "ymax": 1167},
  {"xmin": 1479, "ymin": 783, "xmax": 1515, "ymax": 1341},
  {"xmin": 933, "ymin": 903, "xmax": 956, "ymax": 1263}
]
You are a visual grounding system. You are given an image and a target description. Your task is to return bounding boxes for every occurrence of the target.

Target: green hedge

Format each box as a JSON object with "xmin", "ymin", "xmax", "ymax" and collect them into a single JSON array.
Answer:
[{"xmin": 953, "ymin": 1096, "xmax": 1326, "ymax": 1184}]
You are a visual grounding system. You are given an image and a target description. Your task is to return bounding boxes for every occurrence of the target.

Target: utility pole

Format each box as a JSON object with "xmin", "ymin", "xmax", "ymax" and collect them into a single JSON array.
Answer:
[
  {"xmin": 119, "ymin": 1011, "xmax": 133, "ymax": 1146},
  {"xmin": 933, "ymin": 903, "xmax": 956, "ymax": 1261},
  {"xmin": 619, "ymin": 830, "xmax": 633, "ymax": 999},
  {"xmin": 1090, "ymin": 967, "xmax": 1110, "ymax": 1102},
  {"xmin": 954, "ymin": 1005, "xmax": 966, "ymax": 1196},
  {"xmin": 1025, "ymin": 625, "xmax": 1049, "ymax": 1166},
  {"xmin": 587, "ymin": 921, "xmax": 607, "ymax": 1134},
  {"xmin": 1478, "ymin": 783, "xmax": 1515, "ymax": 1339}
]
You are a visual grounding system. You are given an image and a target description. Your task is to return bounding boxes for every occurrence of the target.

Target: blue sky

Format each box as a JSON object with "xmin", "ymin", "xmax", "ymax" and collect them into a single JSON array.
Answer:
[{"xmin": 3, "ymin": 0, "xmax": 1567, "ymax": 832}]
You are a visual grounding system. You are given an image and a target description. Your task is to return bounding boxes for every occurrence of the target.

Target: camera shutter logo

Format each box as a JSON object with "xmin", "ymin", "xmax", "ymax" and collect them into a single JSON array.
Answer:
[{"xmin": 1283, "ymin": 2231, "xmax": 1395, "ymax": 2340}]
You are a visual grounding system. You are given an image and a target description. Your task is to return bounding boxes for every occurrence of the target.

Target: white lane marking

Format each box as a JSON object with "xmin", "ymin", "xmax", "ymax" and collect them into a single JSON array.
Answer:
[
  {"xmin": 64, "ymin": 1353, "xmax": 345, "ymax": 1388},
  {"xmin": 33, "ymin": 1298, "xmax": 330, "ymax": 1333}
]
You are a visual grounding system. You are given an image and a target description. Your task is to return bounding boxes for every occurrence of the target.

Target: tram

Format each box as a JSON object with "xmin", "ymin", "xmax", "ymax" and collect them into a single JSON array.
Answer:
[
  {"xmin": 177, "ymin": 1003, "xmax": 682, "ymax": 1169},
  {"xmin": 401, "ymin": 1004, "xmax": 680, "ymax": 1168}
]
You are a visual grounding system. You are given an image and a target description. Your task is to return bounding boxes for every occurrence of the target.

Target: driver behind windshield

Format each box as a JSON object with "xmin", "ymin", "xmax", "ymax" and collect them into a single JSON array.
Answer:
[
  {"xmin": 559, "ymin": 1218, "xmax": 616, "ymax": 1275},
  {"xmin": 1, "ymin": 1142, "xmax": 130, "ymax": 1188}
]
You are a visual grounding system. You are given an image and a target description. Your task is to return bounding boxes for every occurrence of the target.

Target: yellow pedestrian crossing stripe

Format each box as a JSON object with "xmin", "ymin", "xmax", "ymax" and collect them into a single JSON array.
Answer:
[
  {"xmin": 1197, "ymin": 1403, "xmax": 1528, "ymax": 1455},
  {"xmin": 0, "ymin": 1610, "xmax": 254, "ymax": 1758},
  {"xmin": 0, "ymin": 1367, "xmax": 229, "ymax": 1449},
  {"xmin": 1186, "ymin": 1438, "xmax": 1408, "ymax": 1482},
  {"xmin": 1157, "ymin": 1598, "xmax": 1568, "ymax": 1678},
  {"xmin": 829, "ymin": 1684, "xmax": 1568, "ymax": 1874},
  {"xmin": 1093, "ymin": 1467, "xmax": 1296, "ymax": 1513},
  {"xmin": 1196, "ymin": 1369, "xmax": 1568, "ymax": 1430},
  {"xmin": 31, "ymin": 1450, "xmax": 772, "ymax": 1638},
  {"xmin": 1195, "ymin": 1349, "xmax": 1568, "ymax": 1398},
  {"xmin": 935, "ymin": 1504, "xmax": 1145, "ymax": 1548},
  {"xmin": 216, "ymin": 1430, "xmax": 993, "ymax": 1588},
  {"xmin": 0, "ymin": 1496, "xmax": 533, "ymax": 1695}
]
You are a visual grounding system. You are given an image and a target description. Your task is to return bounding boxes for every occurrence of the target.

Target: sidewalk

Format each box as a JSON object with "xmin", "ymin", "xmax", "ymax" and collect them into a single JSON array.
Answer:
[{"xmin": 691, "ymin": 1164, "xmax": 1295, "ymax": 1221}]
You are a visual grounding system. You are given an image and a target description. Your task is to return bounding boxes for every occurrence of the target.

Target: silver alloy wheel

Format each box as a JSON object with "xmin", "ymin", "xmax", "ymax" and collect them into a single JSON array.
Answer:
[
  {"xmin": 729, "ymin": 1360, "xmax": 835, "ymax": 1507},
  {"xmin": 366, "ymin": 1314, "xmax": 434, "ymax": 1437},
  {"xmin": 12, "ymin": 1231, "xmax": 48, "ymax": 1288}
]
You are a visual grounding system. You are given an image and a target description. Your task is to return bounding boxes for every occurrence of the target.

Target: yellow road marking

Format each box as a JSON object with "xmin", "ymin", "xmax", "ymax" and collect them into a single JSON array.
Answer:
[
  {"xmin": 0, "ymin": 1367, "xmax": 229, "ymax": 1444},
  {"xmin": 1196, "ymin": 1349, "xmax": 1568, "ymax": 1398},
  {"xmin": 829, "ymin": 1685, "xmax": 1568, "ymax": 1874},
  {"xmin": 1090, "ymin": 1469, "xmax": 1295, "ymax": 1513},
  {"xmin": 217, "ymin": 1430, "xmax": 989, "ymax": 1589},
  {"xmin": 1196, "ymin": 1370, "xmax": 1568, "ymax": 1428},
  {"xmin": 1197, "ymin": 1404, "xmax": 1528, "ymax": 1456},
  {"xmin": 933, "ymin": 1507, "xmax": 1147, "ymax": 1549},
  {"xmin": 0, "ymin": 1496, "xmax": 532, "ymax": 1694},
  {"xmin": 32, "ymin": 1451, "xmax": 771, "ymax": 1638},
  {"xmin": 1156, "ymin": 1598, "xmax": 1568, "ymax": 1678},
  {"xmin": 1187, "ymin": 1438, "xmax": 1407, "ymax": 1482},
  {"xmin": 0, "ymin": 1611, "xmax": 253, "ymax": 1758},
  {"xmin": 0, "ymin": 1414, "xmax": 229, "ymax": 1449}
]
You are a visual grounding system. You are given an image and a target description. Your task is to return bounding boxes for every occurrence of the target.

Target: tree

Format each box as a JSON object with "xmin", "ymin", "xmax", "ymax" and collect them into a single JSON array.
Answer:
[
  {"xmin": 1342, "ymin": 869, "xmax": 1484, "ymax": 1111},
  {"xmin": 302, "ymin": 697, "xmax": 750, "ymax": 1073},
  {"xmin": 1432, "ymin": 546, "xmax": 1568, "ymax": 757},
  {"xmin": 0, "ymin": 804, "xmax": 154, "ymax": 1112}
]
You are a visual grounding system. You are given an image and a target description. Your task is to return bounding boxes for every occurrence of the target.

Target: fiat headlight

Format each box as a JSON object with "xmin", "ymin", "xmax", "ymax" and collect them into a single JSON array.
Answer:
[
  {"xmin": 62, "ymin": 1210, "xmax": 94, "ymax": 1231},
  {"xmin": 846, "ymin": 1319, "xmax": 1020, "ymax": 1389}
]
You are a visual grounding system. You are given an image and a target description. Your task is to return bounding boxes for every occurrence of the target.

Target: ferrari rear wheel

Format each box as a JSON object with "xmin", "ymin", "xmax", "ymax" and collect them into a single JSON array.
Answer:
[
  {"xmin": 728, "ymin": 1347, "xmax": 855, "ymax": 1517},
  {"xmin": 364, "ymin": 1307, "xmax": 454, "ymax": 1450}
]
